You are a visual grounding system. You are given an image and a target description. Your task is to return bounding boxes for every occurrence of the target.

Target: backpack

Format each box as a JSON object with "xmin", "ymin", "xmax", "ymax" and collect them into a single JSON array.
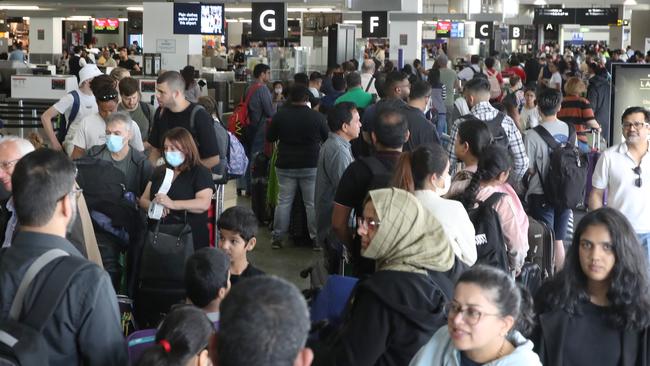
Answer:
[
  {"xmin": 486, "ymin": 69, "xmax": 502, "ymax": 100},
  {"xmin": 187, "ymin": 105, "xmax": 237, "ymax": 180},
  {"xmin": 466, "ymin": 193, "xmax": 510, "ymax": 272},
  {"xmin": 55, "ymin": 90, "xmax": 80, "ymax": 143},
  {"xmin": 0, "ymin": 249, "xmax": 91, "ymax": 365},
  {"xmin": 462, "ymin": 113, "xmax": 509, "ymax": 148},
  {"xmin": 227, "ymin": 83, "xmax": 265, "ymax": 139},
  {"xmin": 360, "ymin": 156, "xmax": 393, "ymax": 190},
  {"xmin": 533, "ymin": 124, "xmax": 588, "ymax": 209}
]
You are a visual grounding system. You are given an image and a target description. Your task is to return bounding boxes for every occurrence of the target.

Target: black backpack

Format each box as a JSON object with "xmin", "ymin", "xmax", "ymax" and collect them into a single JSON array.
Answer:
[
  {"xmin": 533, "ymin": 124, "xmax": 588, "ymax": 209},
  {"xmin": 0, "ymin": 249, "xmax": 90, "ymax": 365},
  {"xmin": 462, "ymin": 113, "xmax": 509, "ymax": 148},
  {"xmin": 360, "ymin": 156, "xmax": 394, "ymax": 190},
  {"xmin": 467, "ymin": 193, "xmax": 510, "ymax": 272}
]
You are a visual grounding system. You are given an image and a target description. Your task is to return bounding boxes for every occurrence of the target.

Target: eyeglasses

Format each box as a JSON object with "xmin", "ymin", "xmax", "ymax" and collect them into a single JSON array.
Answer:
[
  {"xmin": 0, "ymin": 159, "xmax": 19, "ymax": 171},
  {"xmin": 634, "ymin": 166, "xmax": 642, "ymax": 188},
  {"xmin": 98, "ymin": 93, "xmax": 118, "ymax": 102},
  {"xmin": 622, "ymin": 121, "xmax": 648, "ymax": 130},
  {"xmin": 59, "ymin": 187, "xmax": 83, "ymax": 202},
  {"xmin": 357, "ymin": 217, "xmax": 381, "ymax": 231},
  {"xmin": 444, "ymin": 301, "xmax": 501, "ymax": 326}
]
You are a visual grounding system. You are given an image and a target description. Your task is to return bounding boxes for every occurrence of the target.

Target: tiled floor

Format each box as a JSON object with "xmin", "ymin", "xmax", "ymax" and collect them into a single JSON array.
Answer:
[{"xmin": 222, "ymin": 181, "xmax": 318, "ymax": 290}]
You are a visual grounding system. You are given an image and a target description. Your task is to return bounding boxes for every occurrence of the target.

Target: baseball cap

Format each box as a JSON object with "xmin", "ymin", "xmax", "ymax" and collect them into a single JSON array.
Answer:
[{"xmin": 78, "ymin": 64, "xmax": 103, "ymax": 86}]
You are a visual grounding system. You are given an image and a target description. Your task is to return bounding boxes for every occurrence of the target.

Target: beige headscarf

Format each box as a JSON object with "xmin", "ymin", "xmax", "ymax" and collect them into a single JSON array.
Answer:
[{"xmin": 363, "ymin": 188, "xmax": 455, "ymax": 275}]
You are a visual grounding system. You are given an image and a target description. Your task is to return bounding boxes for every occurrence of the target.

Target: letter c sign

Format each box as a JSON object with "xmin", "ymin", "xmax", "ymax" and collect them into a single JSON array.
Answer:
[{"xmin": 475, "ymin": 22, "xmax": 493, "ymax": 39}]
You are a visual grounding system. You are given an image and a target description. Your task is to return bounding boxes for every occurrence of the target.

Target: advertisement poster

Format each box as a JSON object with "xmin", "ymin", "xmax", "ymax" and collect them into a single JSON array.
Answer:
[{"xmin": 610, "ymin": 64, "xmax": 650, "ymax": 144}]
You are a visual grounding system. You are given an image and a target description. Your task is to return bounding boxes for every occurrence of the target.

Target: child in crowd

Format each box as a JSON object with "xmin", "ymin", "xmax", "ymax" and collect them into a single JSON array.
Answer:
[
  {"xmin": 185, "ymin": 247, "xmax": 231, "ymax": 324},
  {"xmin": 520, "ymin": 87, "xmax": 541, "ymax": 130},
  {"xmin": 217, "ymin": 206, "xmax": 265, "ymax": 285},
  {"xmin": 136, "ymin": 305, "xmax": 215, "ymax": 366}
]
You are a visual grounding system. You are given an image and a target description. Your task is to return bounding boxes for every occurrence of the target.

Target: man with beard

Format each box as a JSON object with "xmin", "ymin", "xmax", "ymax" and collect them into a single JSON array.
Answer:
[
  {"xmin": 0, "ymin": 149, "xmax": 126, "ymax": 365},
  {"xmin": 361, "ymin": 71, "xmax": 411, "ymax": 145}
]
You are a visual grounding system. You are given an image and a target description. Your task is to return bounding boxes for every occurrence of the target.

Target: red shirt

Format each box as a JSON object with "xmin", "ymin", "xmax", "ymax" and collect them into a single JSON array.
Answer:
[{"xmin": 504, "ymin": 66, "xmax": 527, "ymax": 84}]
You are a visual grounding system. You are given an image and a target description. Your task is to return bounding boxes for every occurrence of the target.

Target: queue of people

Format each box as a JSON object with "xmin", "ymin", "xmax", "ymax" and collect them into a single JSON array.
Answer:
[{"xmin": 0, "ymin": 44, "xmax": 649, "ymax": 366}]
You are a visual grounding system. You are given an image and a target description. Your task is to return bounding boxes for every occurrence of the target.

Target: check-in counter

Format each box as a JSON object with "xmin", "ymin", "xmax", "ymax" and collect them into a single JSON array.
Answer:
[{"xmin": 10, "ymin": 75, "xmax": 78, "ymax": 100}]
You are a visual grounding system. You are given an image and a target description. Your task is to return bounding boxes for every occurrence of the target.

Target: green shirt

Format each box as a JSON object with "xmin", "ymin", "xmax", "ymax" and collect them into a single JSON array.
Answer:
[
  {"xmin": 118, "ymin": 103, "xmax": 150, "ymax": 140},
  {"xmin": 335, "ymin": 87, "xmax": 374, "ymax": 109}
]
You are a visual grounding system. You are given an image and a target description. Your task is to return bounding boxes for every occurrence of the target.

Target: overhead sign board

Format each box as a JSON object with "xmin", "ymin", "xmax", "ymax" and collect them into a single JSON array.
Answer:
[
  {"xmin": 534, "ymin": 7, "xmax": 618, "ymax": 25},
  {"xmin": 362, "ymin": 11, "xmax": 388, "ymax": 38},
  {"xmin": 251, "ymin": 2, "xmax": 287, "ymax": 40},
  {"xmin": 475, "ymin": 22, "xmax": 493, "ymax": 39},
  {"xmin": 509, "ymin": 25, "xmax": 523, "ymax": 39}
]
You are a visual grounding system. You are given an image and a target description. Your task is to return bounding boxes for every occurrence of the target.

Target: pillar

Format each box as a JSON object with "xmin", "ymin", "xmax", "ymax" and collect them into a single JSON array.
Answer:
[
  {"xmin": 28, "ymin": 17, "xmax": 63, "ymax": 64},
  {"xmin": 630, "ymin": 10, "xmax": 650, "ymax": 52},
  {"xmin": 609, "ymin": 5, "xmax": 624, "ymax": 50},
  {"xmin": 388, "ymin": 0, "xmax": 423, "ymax": 66},
  {"xmin": 143, "ymin": 2, "xmax": 203, "ymax": 73},
  {"xmin": 446, "ymin": 0, "xmax": 479, "ymax": 61}
]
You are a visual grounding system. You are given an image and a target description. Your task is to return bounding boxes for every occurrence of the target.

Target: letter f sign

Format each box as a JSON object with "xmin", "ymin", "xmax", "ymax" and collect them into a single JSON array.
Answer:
[{"xmin": 370, "ymin": 16, "xmax": 379, "ymax": 34}]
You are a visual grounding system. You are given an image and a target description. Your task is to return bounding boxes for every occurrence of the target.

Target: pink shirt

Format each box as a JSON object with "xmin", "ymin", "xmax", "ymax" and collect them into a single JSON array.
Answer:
[{"xmin": 476, "ymin": 183, "xmax": 529, "ymax": 271}]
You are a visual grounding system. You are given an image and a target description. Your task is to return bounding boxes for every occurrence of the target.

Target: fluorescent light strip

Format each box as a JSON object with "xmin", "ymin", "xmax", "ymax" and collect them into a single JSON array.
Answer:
[
  {"xmin": 118, "ymin": 18, "xmax": 128, "ymax": 22},
  {"xmin": 0, "ymin": 5, "xmax": 40, "ymax": 10},
  {"xmin": 308, "ymin": 7, "xmax": 334, "ymax": 12},
  {"xmin": 288, "ymin": 7, "xmax": 309, "ymax": 12},
  {"xmin": 343, "ymin": 20, "xmax": 362, "ymax": 24},
  {"xmin": 225, "ymin": 7, "xmax": 252, "ymax": 13},
  {"xmin": 126, "ymin": 6, "xmax": 143, "ymax": 11}
]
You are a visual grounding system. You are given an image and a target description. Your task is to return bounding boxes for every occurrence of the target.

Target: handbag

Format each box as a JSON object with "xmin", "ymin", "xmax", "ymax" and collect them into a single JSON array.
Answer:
[{"xmin": 140, "ymin": 215, "xmax": 194, "ymax": 283}]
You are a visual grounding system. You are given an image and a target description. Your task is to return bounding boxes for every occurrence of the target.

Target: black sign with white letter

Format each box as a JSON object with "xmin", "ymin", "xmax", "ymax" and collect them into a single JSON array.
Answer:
[
  {"xmin": 575, "ymin": 8, "xmax": 618, "ymax": 25},
  {"xmin": 509, "ymin": 25, "xmax": 523, "ymax": 39},
  {"xmin": 251, "ymin": 2, "xmax": 287, "ymax": 40},
  {"xmin": 362, "ymin": 11, "xmax": 388, "ymax": 38},
  {"xmin": 475, "ymin": 22, "xmax": 493, "ymax": 39}
]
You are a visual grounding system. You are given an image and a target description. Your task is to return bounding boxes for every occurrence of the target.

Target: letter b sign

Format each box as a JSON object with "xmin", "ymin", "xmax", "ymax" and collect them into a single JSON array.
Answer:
[
  {"xmin": 252, "ymin": 3, "xmax": 286, "ymax": 39},
  {"xmin": 475, "ymin": 22, "xmax": 493, "ymax": 39},
  {"xmin": 509, "ymin": 25, "xmax": 522, "ymax": 39}
]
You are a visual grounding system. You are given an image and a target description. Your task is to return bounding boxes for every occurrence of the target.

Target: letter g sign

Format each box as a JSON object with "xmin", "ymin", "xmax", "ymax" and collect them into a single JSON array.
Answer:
[{"xmin": 260, "ymin": 9, "xmax": 276, "ymax": 32}]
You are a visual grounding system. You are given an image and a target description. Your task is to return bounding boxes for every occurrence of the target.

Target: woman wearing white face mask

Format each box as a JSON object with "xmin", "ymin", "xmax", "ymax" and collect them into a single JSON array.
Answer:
[
  {"xmin": 393, "ymin": 144, "xmax": 477, "ymax": 266},
  {"xmin": 139, "ymin": 127, "xmax": 214, "ymax": 250}
]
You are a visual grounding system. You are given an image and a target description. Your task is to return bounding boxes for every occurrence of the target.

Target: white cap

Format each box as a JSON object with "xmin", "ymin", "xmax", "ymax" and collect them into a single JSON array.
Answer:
[{"xmin": 78, "ymin": 64, "xmax": 103, "ymax": 86}]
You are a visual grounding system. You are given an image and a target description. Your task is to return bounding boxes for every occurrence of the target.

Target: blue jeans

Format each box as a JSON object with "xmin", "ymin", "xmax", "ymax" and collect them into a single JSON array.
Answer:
[
  {"xmin": 528, "ymin": 194, "xmax": 572, "ymax": 241},
  {"xmin": 272, "ymin": 168, "xmax": 317, "ymax": 241},
  {"xmin": 638, "ymin": 232, "xmax": 650, "ymax": 265}
]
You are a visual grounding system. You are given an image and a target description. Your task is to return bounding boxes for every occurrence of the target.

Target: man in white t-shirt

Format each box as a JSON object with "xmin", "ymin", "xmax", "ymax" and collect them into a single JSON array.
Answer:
[
  {"xmin": 360, "ymin": 60, "xmax": 377, "ymax": 95},
  {"xmin": 457, "ymin": 55, "xmax": 483, "ymax": 82},
  {"xmin": 590, "ymin": 106, "xmax": 650, "ymax": 262},
  {"xmin": 70, "ymin": 75, "xmax": 144, "ymax": 159},
  {"xmin": 40, "ymin": 64, "xmax": 102, "ymax": 153}
]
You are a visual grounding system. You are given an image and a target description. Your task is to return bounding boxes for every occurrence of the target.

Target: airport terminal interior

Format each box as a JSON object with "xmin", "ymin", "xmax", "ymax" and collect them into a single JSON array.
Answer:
[{"xmin": 1, "ymin": 0, "xmax": 650, "ymax": 365}]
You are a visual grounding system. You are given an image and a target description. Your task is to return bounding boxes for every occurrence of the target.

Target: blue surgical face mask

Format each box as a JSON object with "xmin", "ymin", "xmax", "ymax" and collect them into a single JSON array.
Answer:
[
  {"xmin": 165, "ymin": 151, "xmax": 185, "ymax": 168},
  {"xmin": 105, "ymin": 134, "xmax": 124, "ymax": 153}
]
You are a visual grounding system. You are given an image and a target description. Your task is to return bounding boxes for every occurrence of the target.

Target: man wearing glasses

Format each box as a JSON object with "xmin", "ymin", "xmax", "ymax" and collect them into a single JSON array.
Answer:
[
  {"xmin": 70, "ymin": 74, "xmax": 144, "ymax": 160},
  {"xmin": 590, "ymin": 106, "xmax": 650, "ymax": 260}
]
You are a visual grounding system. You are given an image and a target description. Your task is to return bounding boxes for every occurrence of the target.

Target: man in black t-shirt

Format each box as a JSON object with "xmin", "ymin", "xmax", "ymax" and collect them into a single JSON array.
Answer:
[
  {"xmin": 117, "ymin": 47, "xmax": 140, "ymax": 73},
  {"xmin": 332, "ymin": 109, "xmax": 409, "ymax": 275},
  {"xmin": 148, "ymin": 71, "xmax": 220, "ymax": 170}
]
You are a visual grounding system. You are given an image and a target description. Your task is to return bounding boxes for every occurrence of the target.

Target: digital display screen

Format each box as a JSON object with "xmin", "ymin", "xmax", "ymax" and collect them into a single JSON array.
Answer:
[
  {"xmin": 534, "ymin": 8, "xmax": 576, "ymax": 24},
  {"xmin": 200, "ymin": 4, "xmax": 224, "ymax": 35},
  {"xmin": 610, "ymin": 64, "xmax": 650, "ymax": 145},
  {"xmin": 436, "ymin": 21, "xmax": 451, "ymax": 38},
  {"xmin": 94, "ymin": 18, "xmax": 119, "ymax": 34},
  {"xmin": 173, "ymin": 3, "xmax": 224, "ymax": 35},
  {"xmin": 575, "ymin": 8, "xmax": 618, "ymax": 26},
  {"xmin": 451, "ymin": 22, "xmax": 465, "ymax": 38}
]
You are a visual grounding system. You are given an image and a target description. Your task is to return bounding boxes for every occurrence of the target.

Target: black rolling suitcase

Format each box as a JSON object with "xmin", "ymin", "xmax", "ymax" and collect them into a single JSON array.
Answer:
[
  {"xmin": 250, "ymin": 152, "xmax": 271, "ymax": 224},
  {"xmin": 289, "ymin": 189, "xmax": 312, "ymax": 247},
  {"xmin": 517, "ymin": 217, "xmax": 555, "ymax": 296}
]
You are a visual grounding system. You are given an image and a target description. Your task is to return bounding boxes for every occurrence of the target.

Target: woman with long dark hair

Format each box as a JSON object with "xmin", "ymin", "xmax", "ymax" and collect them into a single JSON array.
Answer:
[
  {"xmin": 452, "ymin": 145, "xmax": 529, "ymax": 275},
  {"xmin": 533, "ymin": 207, "xmax": 650, "ymax": 366},
  {"xmin": 447, "ymin": 116, "xmax": 492, "ymax": 197},
  {"xmin": 393, "ymin": 144, "xmax": 476, "ymax": 266},
  {"xmin": 181, "ymin": 65, "xmax": 201, "ymax": 103},
  {"xmin": 410, "ymin": 265, "xmax": 542, "ymax": 365}
]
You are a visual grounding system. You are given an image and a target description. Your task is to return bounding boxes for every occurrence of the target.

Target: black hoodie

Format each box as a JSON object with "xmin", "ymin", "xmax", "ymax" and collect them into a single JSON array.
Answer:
[{"xmin": 322, "ymin": 270, "xmax": 453, "ymax": 366}]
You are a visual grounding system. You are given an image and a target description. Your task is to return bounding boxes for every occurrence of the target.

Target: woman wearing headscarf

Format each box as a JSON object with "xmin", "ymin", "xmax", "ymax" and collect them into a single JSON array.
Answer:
[{"xmin": 319, "ymin": 188, "xmax": 456, "ymax": 366}]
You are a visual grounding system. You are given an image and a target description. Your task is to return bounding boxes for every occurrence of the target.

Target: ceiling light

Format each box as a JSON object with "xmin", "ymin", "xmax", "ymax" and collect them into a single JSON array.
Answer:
[
  {"xmin": 118, "ymin": 18, "xmax": 128, "ymax": 22},
  {"xmin": 533, "ymin": 0, "xmax": 547, "ymax": 5},
  {"xmin": 225, "ymin": 7, "xmax": 252, "ymax": 12},
  {"xmin": 126, "ymin": 6, "xmax": 143, "ymax": 12},
  {"xmin": 226, "ymin": 19, "xmax": 238, "ymax": 23},
  {"xmin": 0, "ymin": 5, "xmax": 40, "ymax": 10},
  {"xmin": 343, "ymin": 20, "xmax": 362, "ymax": 24},
  {"xmin": 65, "ymin": 16, "xmax": 93, "ymax": 21},
  {"xmin": 624, "ymin": 0, "xmax": 637, "ymax": 5},
  {"xmin": 308, "ymin": 7, "xmax": 334, "ymax": 12},
  {"xmin": 288, "ymin": 7, "xmax": 309, "ymax": 12},
  {"xmin": 239, "ymin": 19, "xmax": 252, "ymax": 23},
  {"xmin": 22, "ymin": 17, "xmax": 30, "ymax": 21}
]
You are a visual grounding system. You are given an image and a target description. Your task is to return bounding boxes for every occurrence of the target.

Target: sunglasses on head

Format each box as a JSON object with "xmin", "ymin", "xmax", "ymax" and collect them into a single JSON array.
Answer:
[{"xmin": 98, "ymin": 93, "xmax": 118, "ymax": 102}]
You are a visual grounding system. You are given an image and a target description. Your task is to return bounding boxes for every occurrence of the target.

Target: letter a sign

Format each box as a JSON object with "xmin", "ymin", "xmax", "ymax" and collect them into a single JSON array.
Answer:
[
  {"xmin": 362, "ymin": 11, "xmax": 388, "ymax": 38},
  {"xmin": 475, "ymin": 22, "xmax": 493, "ymax": 39},
  {"xmin": 252, "ymin": 3, "xmax": 287, "ymax": 39}
]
